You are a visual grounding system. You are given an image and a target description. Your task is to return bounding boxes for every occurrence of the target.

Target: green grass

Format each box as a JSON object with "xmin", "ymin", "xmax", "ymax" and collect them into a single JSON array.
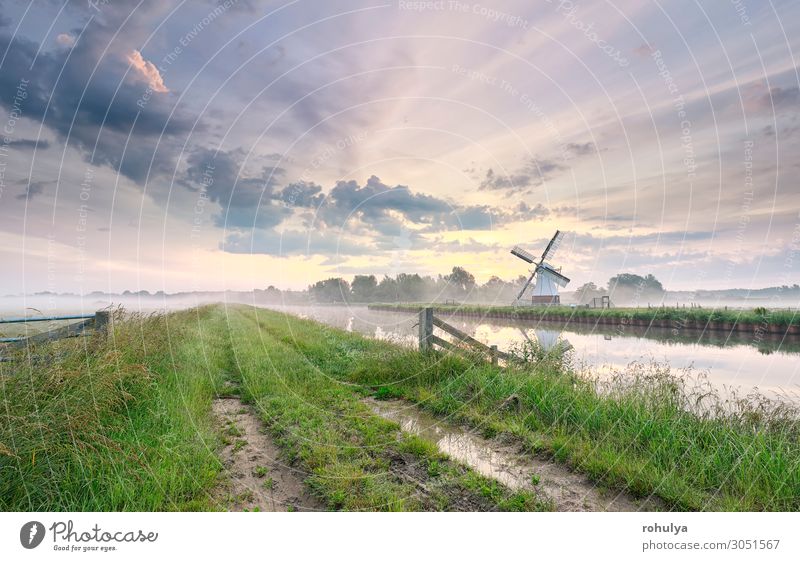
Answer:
[
  {"xmin": 255, "ymin": 306, "xmax": 800, "ymax": 511},
  {"xmin": 0, "ymin": 304, "xmax": 545, "ymax": 512},
  {"xmin": 368, "ymin": 303, "xmax": 800, "ymax": 329},
  {"xmin": 3, "ymin": 303, "xmax": 796, "ymax": 511},
  {"xmin": 0, "ymin": 306, "xmax": 229, "ymax": 511},
  {"xmin": 225, "ymin": 306, "xmax": 545, "ymax": 511}
]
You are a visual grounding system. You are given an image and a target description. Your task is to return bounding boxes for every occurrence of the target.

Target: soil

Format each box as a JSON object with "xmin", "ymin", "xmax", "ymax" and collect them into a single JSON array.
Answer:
[{"xmin": 212, "ymin": 397, "xmax": 324, "ymax": 512}]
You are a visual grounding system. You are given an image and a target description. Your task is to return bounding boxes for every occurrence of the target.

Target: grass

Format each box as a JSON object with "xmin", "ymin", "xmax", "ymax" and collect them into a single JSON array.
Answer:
[
  {"xmin": 3, "ymin": 303, "xmax": 796, "ymax": 511},
  {"xmin": 225, "ymin": 306, "xmax": 545, "ymax": 511},
  {"xmin": 0, "ymin": 304, "xmax": 545, "ymax": 512},
  {"xmin": 0, "ymin": 306, "xmax": 229, "ymax": 511},
  {"xmin": 254, "ymin": 306, "xmax": 800, "ymax": 511},
  {"xmin": 369, "ymin": 303, "xmax": 800, "ymax": 329}
]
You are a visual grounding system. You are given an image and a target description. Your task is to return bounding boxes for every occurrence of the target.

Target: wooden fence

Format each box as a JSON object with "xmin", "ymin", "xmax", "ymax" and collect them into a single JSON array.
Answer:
[
  {"xmin": 417, "ymin": 307, "xmax": 512, "ymax": 365},
  {"xmin": 0, "ymin": 311, "xmax": 110, "ymax": 362}
]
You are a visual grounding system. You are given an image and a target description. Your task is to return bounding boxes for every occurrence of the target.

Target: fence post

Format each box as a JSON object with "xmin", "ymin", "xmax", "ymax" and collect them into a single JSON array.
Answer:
[
  {"xmin": 418, "ymin": 308, "xmax": 433, "ymax": 352},
  {"xmin": 94, "ymin": 311, "xmax": 110, "ymax": 337},
  {"xmin": 490, "ymin": 345, "xmax": 498, "ymax": 366}
]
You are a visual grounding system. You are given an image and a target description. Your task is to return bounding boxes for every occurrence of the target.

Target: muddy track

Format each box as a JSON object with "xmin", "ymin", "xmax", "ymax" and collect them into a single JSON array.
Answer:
[
  {"xmin": 212, "ymin": 397, "xmax": 324, "ymax": 512},
  {"xmin": 368, "ymin": 398, "xmax": 664, "ymax": 512}
]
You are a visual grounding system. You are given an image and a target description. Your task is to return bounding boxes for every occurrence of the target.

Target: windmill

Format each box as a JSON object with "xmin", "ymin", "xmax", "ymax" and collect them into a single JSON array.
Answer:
[{"xmin": 511, "ymin": 230, "xmax": 571, "ymax": 305}]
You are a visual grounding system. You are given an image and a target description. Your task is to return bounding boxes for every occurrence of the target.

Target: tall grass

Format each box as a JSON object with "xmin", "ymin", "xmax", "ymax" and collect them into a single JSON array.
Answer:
[
  {"xmin": 1, "ymin": 305, "xmax": 546, "ymax": 512},
  {"xmin": 267, "ymin": 308, "xmax": 800, "ymax": 511},
  {"xmin": 0, "ymin": 307, "xmax": 228, "ymax": 511},
  {"xmin": 226, "ymin": 307, "xmax": 546, "ymax": 511}
]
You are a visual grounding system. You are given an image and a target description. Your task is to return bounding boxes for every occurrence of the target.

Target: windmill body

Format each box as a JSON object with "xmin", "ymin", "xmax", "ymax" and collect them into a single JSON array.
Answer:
[{"xmin": 511, "ymin": 231, "xmax": 571, "ymax": 306}]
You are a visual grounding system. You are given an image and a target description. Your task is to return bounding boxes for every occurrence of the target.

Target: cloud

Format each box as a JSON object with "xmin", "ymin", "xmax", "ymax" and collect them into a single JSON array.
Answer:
[
  {"xmin": 478, "ymin": 144, "xmax": 597, "ymax": 194},
  {"xmin": 185, "ymin": 148, "xmax": 290, "ymax": 228},
  {"xmin": 744, "ymin": 82, "xmax": 800, "ymax": 112},
  {"xmin": 126, "ymin": 50, "xmax": 169, "ymax": 93},
  {"xmin": 479, "ymin": 168, "xmax": 536, "ymax": 193},
  {"xmin": 15, "ymin": 180, "xmax": 53, "ymax": 200},
  {"xmin": 565, "ymin": 142, "xmax": 596, "ymax": 157},
  {"xmin": 5, "ymin": 138, "xmax": 50, "ymax": 150},
  {"xmin": 56, "ymin": 33, "xmax": 75, "ymax": 47},
  {"xmin": 0, "ymin": 4, "xmax": 195, "ymax": 183},
  {"xmin": 195, "ymin": 161, "xmax": 549, "ymax": 257}
]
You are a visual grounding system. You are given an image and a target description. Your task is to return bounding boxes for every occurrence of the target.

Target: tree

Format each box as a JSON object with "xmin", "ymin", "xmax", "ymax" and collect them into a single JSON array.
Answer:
[
  {"xmin": 444, "ymin": 266, "xmax": 476, "ymax": 295},
  {"xmin": 375, "ymin": 275, "xmax": 399, "ymax": 302},
  {"xmin": 607, "ymin": 273, "xmax": 664, "ymax": 305},
  {"xmin": 607, "ymin": 273, "xmax": 664, "ymax": 292},
  {"xmin": 350, "ymin": 275, "xmax": 377, "ymax": 301},
  {"xmin": 573, "ymin": 282, "xmax": 606, "ymax": 305},
  {"xmin": 308, "ymin": 278, "xmax": 350, "ymax": 303},
  {"xmin": 396, "ymin": 273, "xmax": 427, "ymax": 301}
]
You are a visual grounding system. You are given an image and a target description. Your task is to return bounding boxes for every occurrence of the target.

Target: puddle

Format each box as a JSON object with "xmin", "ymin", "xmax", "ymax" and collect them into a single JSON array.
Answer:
[
  {"xmin": 368, "ymin": 398, "xmax": 661, "ymax": 512},
  {"xmin": 213, "ymin": 397, "xmax": 324, "ymax": 512}
]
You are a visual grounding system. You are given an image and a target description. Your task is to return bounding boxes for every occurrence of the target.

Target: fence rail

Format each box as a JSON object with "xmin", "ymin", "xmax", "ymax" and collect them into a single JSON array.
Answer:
[
  {"xmin": 0, "ymin": 311, "xmax": 110, "ymax": 361},
  {"xmin": 417, "ymin": 307, "xmax": 512, "ymax": 365}
]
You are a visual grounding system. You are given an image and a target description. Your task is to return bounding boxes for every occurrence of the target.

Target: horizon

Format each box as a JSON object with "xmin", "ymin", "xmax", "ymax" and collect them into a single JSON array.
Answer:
[{"xmin": 1, "ymin": 1, "xmax": 799, "ymax": 295}]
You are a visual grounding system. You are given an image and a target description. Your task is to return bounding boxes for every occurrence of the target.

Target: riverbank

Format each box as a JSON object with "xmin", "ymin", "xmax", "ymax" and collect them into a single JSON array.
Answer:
[
  {"xmin": 367, "ymin": 303, "xmax": 800, "ymax": 335},
  {"xmin": 1, "ymin": 304, "xmax": 797, "ymax": 511}
]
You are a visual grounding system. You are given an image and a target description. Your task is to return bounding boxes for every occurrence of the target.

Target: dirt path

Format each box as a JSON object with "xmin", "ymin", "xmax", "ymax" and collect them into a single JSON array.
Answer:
[
  {"xmin": 367, "ymin": 398, "xmax": 664, "ymax": 512},
  {"xmin": 212, "ymin": 397, "xmax": 324, "ymax": 512}
]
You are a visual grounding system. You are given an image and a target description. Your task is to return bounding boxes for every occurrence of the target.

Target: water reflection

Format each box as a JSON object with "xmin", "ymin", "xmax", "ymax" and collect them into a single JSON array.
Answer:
[{"xmin": 264, "ymin": 304, "xmax": 800, "ymax": 401}]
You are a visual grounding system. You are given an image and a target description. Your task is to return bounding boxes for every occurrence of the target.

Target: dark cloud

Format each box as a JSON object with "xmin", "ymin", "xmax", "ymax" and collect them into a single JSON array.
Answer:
[
  {"xmin": 479, "ymin": 141, "xmax": 601, "ymax": 194},
  {"xmin": 565, "ymin": 142, "xmax": 596, "ymax": 157},
  {"xmin": 744, "ymin": 83, "xmax": 800, "ymax": 112},
  {"xmin": 15, "ymin": 180, "xmax": 53, "ymax": 200},
  {"xmin": 185, "ymin": 148, "xmax": 290, "ymax": 228},
  {"xmin": 201, "ymin": 167, "xmax": 548, "ymax": 257},
  {"xmin": 479, "ymin": 156, "xmax": 568, "ymax": 194},
  {"xmin": 0, "ymin": 2, "xmax": 195, "ymax": 183},
  {"xmin": 275, "ymin": 181, "xmax": 324, "ymax": 208},
  {"xmin": 5, "ymin": 138, "xmax": 50, "ymax": 150},
  {"xmin": 479, "ymin": 168, "xmax": 536, "ymax": 193},
  {"xmin": 315, "ymin": 175, "xmax": 454, "ymax": 234}
]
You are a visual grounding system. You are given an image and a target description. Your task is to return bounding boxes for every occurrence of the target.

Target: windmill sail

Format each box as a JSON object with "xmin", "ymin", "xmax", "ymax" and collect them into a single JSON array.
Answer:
[{"xmin": 511, "ymin": 246, "xmax": 536, "ymax": 264}]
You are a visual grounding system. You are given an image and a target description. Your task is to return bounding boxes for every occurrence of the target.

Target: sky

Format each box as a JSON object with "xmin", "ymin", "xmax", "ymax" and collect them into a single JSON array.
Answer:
[{"xmin": 0, "ymin": 0, "xmax": 799, "ymax": 295}]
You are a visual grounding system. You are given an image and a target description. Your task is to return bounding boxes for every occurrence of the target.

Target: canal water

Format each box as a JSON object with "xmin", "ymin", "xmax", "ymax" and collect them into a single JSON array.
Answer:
[{"xmin": 264, "ymin": 304, "xmax": 800, "ymax": 402}]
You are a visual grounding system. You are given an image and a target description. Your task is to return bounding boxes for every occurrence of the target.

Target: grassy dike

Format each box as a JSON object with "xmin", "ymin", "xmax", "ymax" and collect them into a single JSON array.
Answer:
[
  {"xmin": 2, "ymin": 303, "xmax": 797, "ymax": 511},
  {"xmin": 368, "ymin": 303, "xmax": 800, "ymax": 333},
  {"xmin": 0, "ymin": 307, "xmax": 228, "ymax": 511},
  {"xmin": 0, "ymin": 305, "xmax": 544, "ymax": 511},
  {"xmin": 252, "ymin": 306, "xmax": 800, "ymax": 511}
]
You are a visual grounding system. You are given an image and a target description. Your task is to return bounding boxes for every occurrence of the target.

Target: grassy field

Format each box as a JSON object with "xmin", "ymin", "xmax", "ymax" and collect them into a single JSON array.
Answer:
[
  {"xmin": 0, "ymin": 305, "xmax": 543, "ymax": 511},
  {"xmin": 1, "ymin": 304, "xmax": 798, "ymax": 511},
  {"xmin": 368, "ymin": 303, "xmax": 800, "ymax": 329}
]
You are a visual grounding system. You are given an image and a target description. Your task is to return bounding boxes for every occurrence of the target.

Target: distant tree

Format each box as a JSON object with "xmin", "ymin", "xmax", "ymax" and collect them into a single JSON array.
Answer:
[
  {"xmin": 309, "ymin": 278, "xmax": 350, "ymax": 303},
  {"xmin": 607, "ymin": 273, "xmax": 664, "ymax": 305},
  {"xmin": 396, "ymin": 273, "xmax": 426, "ymax": 301},
  {"xmin": 444, "ymin": 266, "xmax": 476, "ymax": 295},
  {"xmin": 573, "ymin": 282, "xmax": 606, "ymax": 305},
  {"xmin": 375, "ymin": 275, "xmax": 399, "ymax": 302},
  {"xmin": 607, "ymin": 273, "xmax": 664, "ymax": 292},
  {"xmin": 351, "ymin": 275, "xmax": 377, "ymax": 301}
]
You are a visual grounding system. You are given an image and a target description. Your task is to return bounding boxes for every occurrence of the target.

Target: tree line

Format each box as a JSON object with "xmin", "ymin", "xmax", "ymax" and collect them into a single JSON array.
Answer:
[{"xmin": 299, "ymin": 267, "xmax": 669, "ymax": 305}]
